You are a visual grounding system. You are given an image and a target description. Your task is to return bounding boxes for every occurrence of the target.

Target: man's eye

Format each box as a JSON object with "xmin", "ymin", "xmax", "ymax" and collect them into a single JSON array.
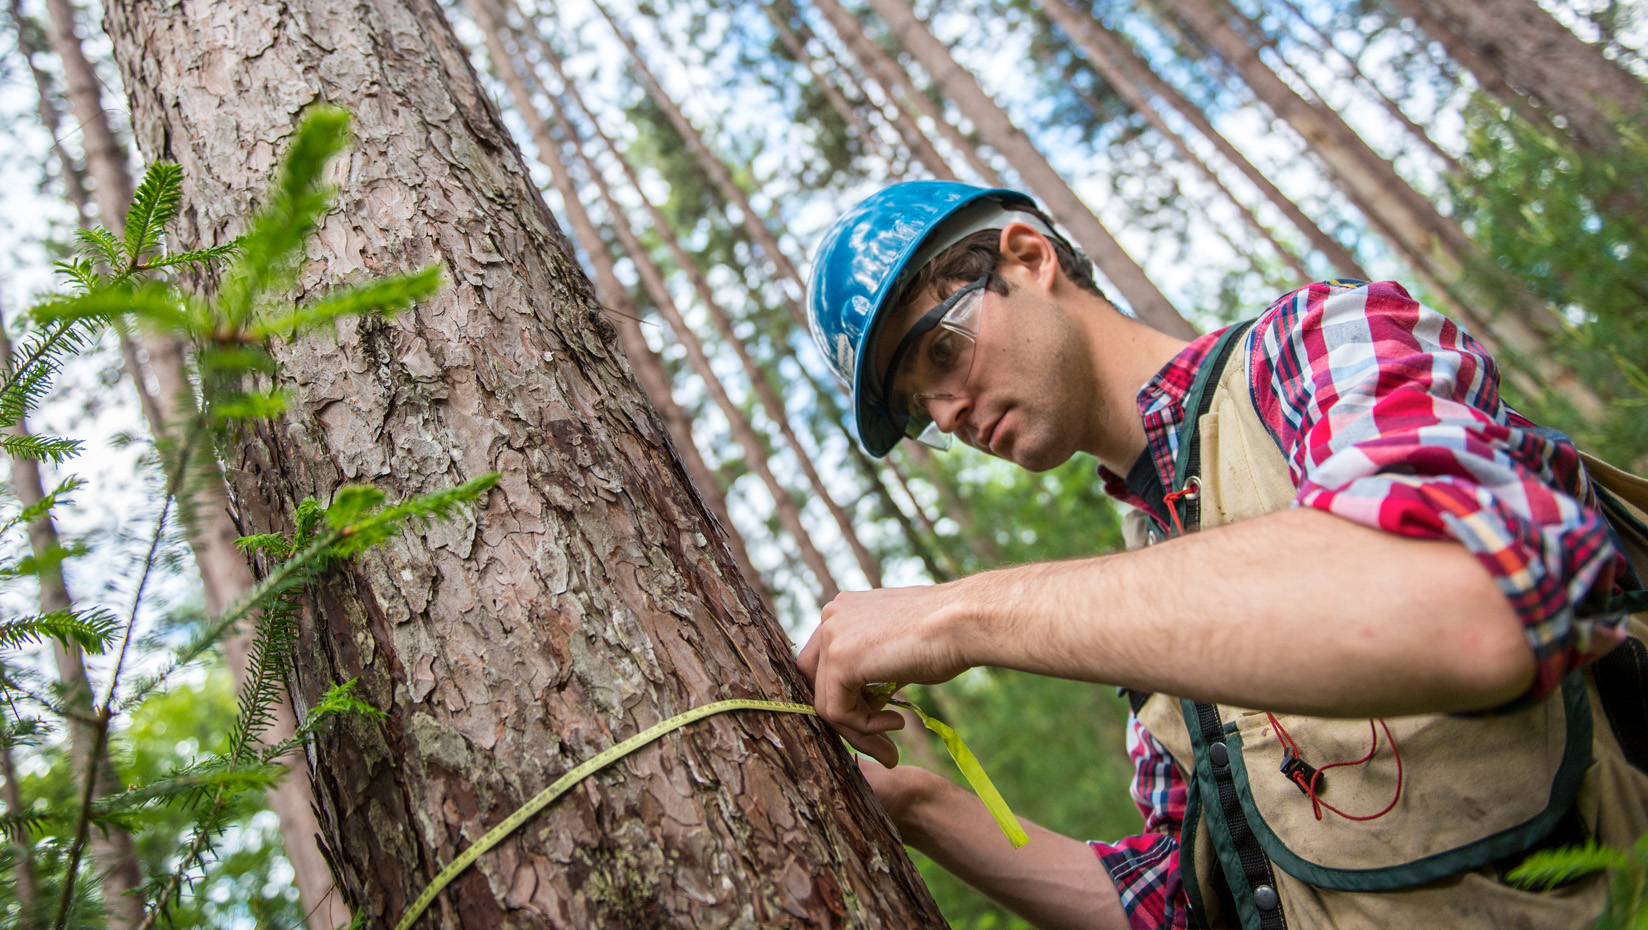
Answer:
[{"xmin": 928, "ymin": 332, "xmax": 957, "ymax": 368}]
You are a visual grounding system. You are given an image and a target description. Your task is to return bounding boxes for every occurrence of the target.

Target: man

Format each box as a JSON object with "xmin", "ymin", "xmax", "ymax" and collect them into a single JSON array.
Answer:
[{"xmin": 796, "ymin": 181, "xmax": 1648, "ymax": 929}]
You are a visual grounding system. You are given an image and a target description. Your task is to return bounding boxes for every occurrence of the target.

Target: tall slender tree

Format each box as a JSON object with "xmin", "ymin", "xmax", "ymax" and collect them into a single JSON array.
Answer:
[
  {"xmin": 547, "ymin": 61, "xmax": 887, "ymax": 588},
  {"xmin": 36, "ymin": 1, "xmax": 345, "ymax": 922},
  {"xmin": 1387, "ymin": 0, "xmax": 1647, "ymax": 157},
  {"xmin": 793, "ymin": 0, "xmax": 959, "ymax": 179},
  {"xmin": 102, "ymin": 0, "xmax": 949, "ymax": 926},
  {"xmin": 592, "ymin": 0, "xmax": 814, "ymax": 327},
  {"xmin": 559, "ymin": 93, "xmax": 847, "ymax": 602},
  {"xmin": 460, "ymin": 0, "xmax": 771, "ymax": 603},
  {"xmin": 1028, "ymin": 0, "xmax": 1311, "ymax": 281},
  {"xmin": 1037, "ymin": 0, "xmax": 1368, "ymax": 278},
  {"xmin": 0, "ymin": 723, "xmax": 41, "ymax": 930},
  {"xmin": 861, "ymin": 0, "xmax": 1197, "ymax": 338},
  {"xmin": 807, "ymin": 0, "xmax": 1006, "ymax": 186},
  {"xmin": 759, "ymin": 1, "xmax": 891, "ymax": 170},
  {"xmin": 510, "ymin": 0, "xmax": 956, "ymax": 595},
  {"xmin": 1155, "ymin": 0, "xmax": 1600, "ymax": 413},
  {"xmin": 1261, "ymin": 0, "xmax": 1461, "ymax": 172},
  {"xmin": 0, "ymin": 319, "xmax": 145, "ymax": 930}
]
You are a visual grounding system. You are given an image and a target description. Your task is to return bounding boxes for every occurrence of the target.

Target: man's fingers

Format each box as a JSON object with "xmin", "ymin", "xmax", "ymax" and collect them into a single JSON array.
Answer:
[
  {"xmin": 796, "ymin": 630, "xmax": 820, "ymax": 683},
  {"xmin": 864, "ymin": 708, "xmax": 906, "ymax": 734},
  {"xmin": 847, "ymin": 731, "xmax": 900, "ymax": 769}
]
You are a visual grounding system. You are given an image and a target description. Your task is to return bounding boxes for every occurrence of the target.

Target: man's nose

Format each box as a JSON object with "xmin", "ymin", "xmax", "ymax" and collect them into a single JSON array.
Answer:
[{"xmin": 926, "ymin": 393, "xmax": 973, "ymax": 439}]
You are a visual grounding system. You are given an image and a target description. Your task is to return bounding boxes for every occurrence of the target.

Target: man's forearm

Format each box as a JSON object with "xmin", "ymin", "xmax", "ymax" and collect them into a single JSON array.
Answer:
[
  {"xmin": 953, "ymin": 507, "xmax": 1534, "ymax": 717},
  {"xmin": 898, "ymin": 771, "xmax": 1127, "ymax": 930}
]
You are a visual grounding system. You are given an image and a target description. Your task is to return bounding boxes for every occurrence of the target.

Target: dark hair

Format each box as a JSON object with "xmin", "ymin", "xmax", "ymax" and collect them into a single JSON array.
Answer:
[{"xmin": 889, "ymin": 207, "xmax": 1107, "ymax": 313}]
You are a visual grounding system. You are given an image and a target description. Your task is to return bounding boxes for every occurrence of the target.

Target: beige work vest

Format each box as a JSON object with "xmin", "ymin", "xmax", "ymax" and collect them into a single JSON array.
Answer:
[{"xmin": 1130, "ymin": 328, "xmax": 1648, "ymax": 930}]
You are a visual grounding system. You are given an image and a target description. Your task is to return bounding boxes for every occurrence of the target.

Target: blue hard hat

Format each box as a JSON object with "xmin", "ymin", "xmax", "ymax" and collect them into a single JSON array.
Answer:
[{"xmin": 806, "ymin": 181, "xmax": 1039, "ymax": 457}]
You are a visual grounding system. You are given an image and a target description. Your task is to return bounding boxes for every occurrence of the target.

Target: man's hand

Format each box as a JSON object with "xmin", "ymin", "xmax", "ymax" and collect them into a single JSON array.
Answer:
[
  {"xmin": 854, "ymin": 759, "xmax": 1128, "ymax": 930},
  {"xmin": 797, "ymin": 583, "xmax": 981, "ymax": 766}
]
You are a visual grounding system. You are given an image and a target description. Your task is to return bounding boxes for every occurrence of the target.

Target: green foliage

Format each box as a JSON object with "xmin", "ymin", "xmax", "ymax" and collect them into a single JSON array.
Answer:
[
  {"xmin": 1451, "ymin": 101, "xmax": 1648, "ymax": 464},
  {"xmin": 1508, "ymin": 832, "xmax": 1648, "ymax": 928},
  {"xmin": 0, "ymin": 106, "xmax": 475, "ymax": 930},
  {"xmin": 0, "ymin": 608, "xmax": 118, "ymax": 655}
]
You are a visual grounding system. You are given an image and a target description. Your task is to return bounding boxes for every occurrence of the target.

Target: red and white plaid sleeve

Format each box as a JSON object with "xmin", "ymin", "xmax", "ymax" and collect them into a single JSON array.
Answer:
[
  {"xmin": 1249, "ymin": 280, "xmax": 1631, "ymax": 697},
  {"xmin": 1088, "ymin": 714, "xmax": 1192, "ymax": 930}
]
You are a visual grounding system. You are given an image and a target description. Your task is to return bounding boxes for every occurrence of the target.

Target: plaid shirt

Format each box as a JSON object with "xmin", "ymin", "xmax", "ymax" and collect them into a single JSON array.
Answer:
[{"xmin": 1087, "ymin": 281, "xmax": 1631, "ymax": 930}]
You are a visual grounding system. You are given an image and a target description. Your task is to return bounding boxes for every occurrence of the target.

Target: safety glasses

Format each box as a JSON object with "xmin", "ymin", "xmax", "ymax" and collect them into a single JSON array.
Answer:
[{"xmin": 877, "ymin": 276, "xmax": 990, "ymax": 450}]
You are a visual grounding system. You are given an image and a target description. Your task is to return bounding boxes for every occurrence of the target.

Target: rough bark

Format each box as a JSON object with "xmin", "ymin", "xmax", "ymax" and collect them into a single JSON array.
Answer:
[
  {"xmin": 40, "ymin": 0, "xmax": 345, "ymax": 921},
  {"xmin": 1388, "ymin": 0, "xmax": 1647, "ymax": 156},
  {"xmin": 0, "ymin": 323, "xmax": 144, "ymax": 930},
  {"xmin": 101, "ymin": 1, "xmax": 947, "ymax": 926},
  {"xmin": 1037, "ymin": 0, "xmax": 1368, "ymax": 279},
  {"xmin": 862, "ymin": 0, "xmax": 1196, "ymax": 339},
  {"xmin": 462, "ymin": 0, "xmax": 770, "ymax": 604},
  {"xmin": 545, "ymin": 62, "xmax": 885, "ymax": 590},
  {"xmin": 802, "ymin": 0, "xmax": 957, "ymax": 180}
]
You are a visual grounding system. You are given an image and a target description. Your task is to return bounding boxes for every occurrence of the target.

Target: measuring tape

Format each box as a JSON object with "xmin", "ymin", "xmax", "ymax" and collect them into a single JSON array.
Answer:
[{"xmin": 394, "ymin": 695, "xmax": 1025, "ymax": 929}]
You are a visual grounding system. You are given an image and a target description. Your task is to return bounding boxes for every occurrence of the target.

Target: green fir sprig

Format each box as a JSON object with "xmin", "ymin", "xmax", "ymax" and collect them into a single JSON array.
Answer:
[
  {"xmin": 0, "ymin": 105, "xmax": 481, "ymax": 930},
  {"xmin": 1508, "ymin": 833, "xmax": 1648, "ymax": 928}
]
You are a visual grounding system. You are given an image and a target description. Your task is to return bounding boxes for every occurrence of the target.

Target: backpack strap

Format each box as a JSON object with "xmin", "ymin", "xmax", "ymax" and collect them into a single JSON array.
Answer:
[{"xmin": 1166, "ymin": 319, "xmax": 1259, "ymax": 539}]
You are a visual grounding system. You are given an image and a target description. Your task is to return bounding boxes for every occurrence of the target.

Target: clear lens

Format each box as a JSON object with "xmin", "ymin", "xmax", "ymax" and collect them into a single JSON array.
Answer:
[
  {"xmin": 888, "ymin": 287, "xmax": 984, "ymax": 443},
  {"xmin": 912, "ymin": 418, "xmax": 953, "ymax": 450}
]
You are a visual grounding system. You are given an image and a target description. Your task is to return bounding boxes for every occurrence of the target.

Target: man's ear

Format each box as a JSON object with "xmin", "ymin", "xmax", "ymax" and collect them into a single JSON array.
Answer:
[{"xmin": 998, "ymin": 222, "xmax": 1058, "ymax": 292}]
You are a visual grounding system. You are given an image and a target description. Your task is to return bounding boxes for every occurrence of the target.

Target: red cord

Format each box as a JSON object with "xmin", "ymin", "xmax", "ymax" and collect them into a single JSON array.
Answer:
[
  {"xmin": 1265, "ymin": 713, "xmax": 1403, "ymax": 822},
  {"xmin": 1161, "ymin": 478, "xmax": 1200, "ymax": 537}
]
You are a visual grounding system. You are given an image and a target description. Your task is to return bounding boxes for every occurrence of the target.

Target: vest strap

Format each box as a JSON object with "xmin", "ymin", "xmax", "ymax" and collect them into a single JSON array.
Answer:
[
  {"xmin": 1183, "ymin": 699, "xmax": 1288, "ymax": 930},
  {"xmin": 1168, "ymin": 320, "xmax": 1258, "ymax": 539}
]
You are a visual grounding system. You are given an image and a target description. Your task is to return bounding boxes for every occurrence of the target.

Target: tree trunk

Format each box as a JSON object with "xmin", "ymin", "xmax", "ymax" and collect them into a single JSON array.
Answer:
[
  {"xmin": 1157, "ymin": 0, "xmax": 1600, "ymax": 414},
  {"xmin": 553, "ymin": 81, "xmax": 847, "ymax": 604},
  {"xmin": 863, "ymin": 0, "xmax": 1196, "ymax": 338},
  {"xmin": 9, "ymin": 0, "xmax": 93, "ymax": 228},
  {"xmin": 41, "ymin": 1, "xmax": 345, "ymax": 922},
  {"xmin": 1387, "ymin": 0, "xmax": 1646, "ymax": 156},
  {"xmin": 537, "ymin": 52, "xmax": 885, "ymax": 590},
  {"xmin": 760, "ymin": 1, "xmax": 892, "ymax": 171},
  {"xmin": 1157, "ymin": 0, "xmax": 1472, "ymax": 277},
  {"xmin": 808, "ymin": 0, "xmax": 1005, "ymax": 187},
  {"xmin": 1265, "ymin": 0, "xmax": 1460, "ymax": 173},
  {"xmin": 0, "ymin": 324, "xmax": 144, "ymax": 930},
  {"xmin": 800, "ymin": 0, "xmax": 958, "ymax": 180},
  {"xmin": 511, "ymin": 1, "xmax": 950, "ymax": 590},
  {"xmin": 462, "ymin": 0, "xmax": 771, "ymax": 604},
  {"xmin": 0, "ymin": 732, "xmax": 42, "ymax": 930},
  {"xmin": 1038, "ymin": 0, "xmax": 1367, "ymax": 279},
  {"xmin": 102, "ymin": 2, "xmax": 948, "ymax": 925},
  {"xmin": 1035, "ymin": 0, "xmax": 1310, "ymax": 282},
  {"xmin": 591, "ymin": 0, "xmax": 813, "ymax": 328}
]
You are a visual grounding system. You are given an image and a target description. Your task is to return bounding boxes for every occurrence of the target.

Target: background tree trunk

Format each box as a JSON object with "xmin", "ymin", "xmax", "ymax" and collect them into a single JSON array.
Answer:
[
  {"xmin": 1388, "ymin": 0, "xmax": 1647, "ymax": 156},
  {"xmin": 1039, "ymin": 0, "xmax": 1367, "ymax": 278},
  {"xmin": 40, "ymin": 0, "xmax": 345, "ymax": 922},
  {"xmin": 0, "ymin": 325, "xmax": 144, "ymax": 930},
  {"xmin": 805, "ymin": 0, "xmax": 959, "ymax": 180},
  {"xmin": 862, "ymin": 0, "xmax": 1197, "ymax": 338},
  {"xmin": 463, "ymin": 0, "xmax": 770, "ymax": 603},
  {"xmin": 100, "ymin": 0, "xmax": 946, "ymax": 926}
]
